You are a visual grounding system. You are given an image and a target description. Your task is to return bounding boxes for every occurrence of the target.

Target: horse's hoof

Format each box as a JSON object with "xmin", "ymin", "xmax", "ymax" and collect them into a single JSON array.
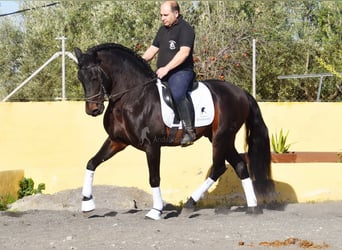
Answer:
[
  {"xmin": 179, "ymin": 207, "xmax": 195, "ymax": 217},
  {"xmin": 145, "ymin": 208, "xmax": 162, "ymax": 220},
  {"xmin": 180, "ymin": 197, "xmax": 197, "ymax": 217},
  {"xmin": 246, "ymin": 206, "xmax": 263, "ymax": 215},
  {"xmin": 82, "ymin": 197, "xmax": 96, "ymax": 212}
]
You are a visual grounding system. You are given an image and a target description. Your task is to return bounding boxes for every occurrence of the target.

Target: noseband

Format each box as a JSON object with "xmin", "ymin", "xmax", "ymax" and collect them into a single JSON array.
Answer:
[
  {"xmin": 84, "ymin": 65, "xmax": 109, "ymax": 104},
  {"xmin": 85, "ymin": 85, "xmax": 106, "ymax": 104}
]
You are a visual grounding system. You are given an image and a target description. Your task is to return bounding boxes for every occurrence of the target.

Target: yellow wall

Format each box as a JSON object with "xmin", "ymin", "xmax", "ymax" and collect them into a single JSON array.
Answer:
[{"xmin": 0, "ymin": 102, "xmax": 341, "ymax": 205}]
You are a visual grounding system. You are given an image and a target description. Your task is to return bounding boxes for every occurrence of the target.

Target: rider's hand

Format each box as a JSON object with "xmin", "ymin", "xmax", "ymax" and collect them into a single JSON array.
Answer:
[{"xmin": 156, "ymin": 67, "xmax": 169, "ymax": 79}]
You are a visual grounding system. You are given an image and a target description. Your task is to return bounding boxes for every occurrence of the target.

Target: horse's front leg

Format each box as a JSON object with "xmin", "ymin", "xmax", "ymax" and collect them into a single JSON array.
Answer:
[
  {"xmin": 144, "ymin": 146, "xmax": 163, "ymax": 220},
  {"xmin": 82, "ymin": 137, "xmax": 127, "ymax": 212}
]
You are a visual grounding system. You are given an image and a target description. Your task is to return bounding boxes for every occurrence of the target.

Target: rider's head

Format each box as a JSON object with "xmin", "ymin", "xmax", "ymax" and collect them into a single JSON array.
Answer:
[{"xmin": 160, "ymin": 1, "xmax": 180, "ymax": 27}]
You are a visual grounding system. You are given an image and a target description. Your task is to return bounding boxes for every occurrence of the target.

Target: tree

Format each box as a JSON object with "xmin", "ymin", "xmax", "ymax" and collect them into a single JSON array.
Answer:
[
  {"xmin": 191, "ymin": 1, "xmax": 254, "ymax": 91},
  {"xmin": 0, "ymin": 17, "xmax": 24, "ymax": 98},
  {"xmin": 1, "ymin": 1, "xmax": 160, "ymax": 101},
  {"xmin": 0, "ymin": 0, "xmax": 341, "ymax": 101},
  {"xmin": 255, "ymin": 0, "xmax": 341, "ymax": 101}
]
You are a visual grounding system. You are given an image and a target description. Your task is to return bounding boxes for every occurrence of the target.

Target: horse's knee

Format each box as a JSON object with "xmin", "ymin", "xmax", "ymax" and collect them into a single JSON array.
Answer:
[{"xmin": 234, "ymin": 161, "xmax": 249, "ymax": 179}]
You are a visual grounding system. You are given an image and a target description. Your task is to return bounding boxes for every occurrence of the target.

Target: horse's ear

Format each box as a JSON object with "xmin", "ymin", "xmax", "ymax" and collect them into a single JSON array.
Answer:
[{"xmin": 74, "ymin": 47, "xmax": 83, "ymax": 62}]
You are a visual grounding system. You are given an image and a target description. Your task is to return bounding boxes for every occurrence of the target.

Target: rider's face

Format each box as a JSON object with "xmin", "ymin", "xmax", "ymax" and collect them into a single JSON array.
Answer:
[{"xmin": 160, "ymin": 3, "xmax": 178, "ymax": 27}]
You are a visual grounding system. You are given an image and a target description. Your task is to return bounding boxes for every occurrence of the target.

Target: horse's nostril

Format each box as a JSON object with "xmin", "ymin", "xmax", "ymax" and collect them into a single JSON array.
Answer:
[{"xmin": 91, "ymin": 109, "xmax": 100, "ymax": 116}]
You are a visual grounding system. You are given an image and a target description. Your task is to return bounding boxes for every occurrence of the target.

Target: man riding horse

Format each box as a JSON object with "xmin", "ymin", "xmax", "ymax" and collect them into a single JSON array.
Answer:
[{"xmin": 143, "ymin": 1, "xmax": 196, "ymax": 147}]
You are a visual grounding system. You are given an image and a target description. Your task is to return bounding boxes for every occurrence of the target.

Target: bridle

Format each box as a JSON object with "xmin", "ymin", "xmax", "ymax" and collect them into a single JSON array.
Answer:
[
  {"xmin": 83, "ymin": 65, "xmax": 109, "ymax": 104},
  {"xmin": 85, "ymin": 84, "xmax": 106, "ymax": 104}
]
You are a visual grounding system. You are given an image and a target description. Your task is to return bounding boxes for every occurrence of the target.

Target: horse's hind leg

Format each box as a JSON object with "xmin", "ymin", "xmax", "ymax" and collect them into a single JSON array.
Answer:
[
  {"xmin": 182, "ymin": 138, "xmax": 228, "ymax": 214},
  {"xmin": 182, "ymin": 136, "xmax": 260, "ymax": 215},
  {"xmin": 82, "ymin": 137, "xmax": 127, "ymax": 212},
  {"xmin": 226, "ymin": 148, "xmax": 261, "ymax": 214}
]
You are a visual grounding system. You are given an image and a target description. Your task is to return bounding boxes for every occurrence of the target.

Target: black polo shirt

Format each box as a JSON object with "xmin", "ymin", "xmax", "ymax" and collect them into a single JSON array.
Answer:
[{"xmin": 152, "ymin": 15, "xmax": 195, "ymax": 73}]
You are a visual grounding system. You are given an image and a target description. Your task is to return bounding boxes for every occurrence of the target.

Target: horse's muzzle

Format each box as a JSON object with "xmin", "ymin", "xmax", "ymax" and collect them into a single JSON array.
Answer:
[{"xmin": 85, "ymin": 102, "xmax": 105, "ymax": 117}]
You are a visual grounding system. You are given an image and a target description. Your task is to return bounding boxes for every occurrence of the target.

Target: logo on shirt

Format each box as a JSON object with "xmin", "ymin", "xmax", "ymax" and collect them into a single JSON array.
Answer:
[{"xmin": 169, "ymin": 40, "xmax": 177, "ymax": 50}]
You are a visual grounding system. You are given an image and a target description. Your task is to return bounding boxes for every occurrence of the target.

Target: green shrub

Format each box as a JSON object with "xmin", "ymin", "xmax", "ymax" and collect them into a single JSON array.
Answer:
[
  {"xmin": 17, "ymin": 177, "xmax": 45, "ymax": 199},
  {"xmin": 271, "ymin": 129, "xmax": 292, "ymax": 153},
  {"xmin": 0, "ymin": 194, "xmax": 16, "ymax": 211}
]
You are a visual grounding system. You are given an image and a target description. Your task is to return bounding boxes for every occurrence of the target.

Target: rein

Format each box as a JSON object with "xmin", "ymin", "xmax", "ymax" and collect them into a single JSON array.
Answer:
[
  {"xmin": 83, "ymin": 64, "xmax": 157, "ymax": 104},
  {"xmin": 108, "ymin": 77, "xmax": 158, "ymax": 102}
]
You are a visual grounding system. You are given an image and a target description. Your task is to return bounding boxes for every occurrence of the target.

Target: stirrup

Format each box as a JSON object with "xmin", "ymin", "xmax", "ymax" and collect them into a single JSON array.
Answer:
[{"xmin": 181, "ymin": 131, "xmax": 195, "ymax": 147}]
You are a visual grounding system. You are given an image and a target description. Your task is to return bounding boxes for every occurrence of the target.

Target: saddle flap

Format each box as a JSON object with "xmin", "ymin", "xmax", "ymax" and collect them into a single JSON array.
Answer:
[{"xmin": 161, "ymin": 82, "xmax": 176, "ymax": 111}]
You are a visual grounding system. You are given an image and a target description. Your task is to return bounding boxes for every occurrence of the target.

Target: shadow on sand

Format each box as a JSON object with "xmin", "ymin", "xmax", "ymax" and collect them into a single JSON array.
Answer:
[{"xmin": 196, "ymin": 166, "xmax": 298, "ymax": 211}]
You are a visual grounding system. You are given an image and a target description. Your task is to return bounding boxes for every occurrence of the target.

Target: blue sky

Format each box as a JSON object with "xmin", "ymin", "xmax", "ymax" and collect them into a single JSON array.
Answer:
[{"xmin": 0, "ymin": 1, "xmax": 19, "ymax": 15}]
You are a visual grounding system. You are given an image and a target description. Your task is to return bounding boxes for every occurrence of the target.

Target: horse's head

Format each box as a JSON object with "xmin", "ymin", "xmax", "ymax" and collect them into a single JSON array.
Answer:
[{"xmin": 75, "ymin": 47, "xmax": 106, "ymax": 117}]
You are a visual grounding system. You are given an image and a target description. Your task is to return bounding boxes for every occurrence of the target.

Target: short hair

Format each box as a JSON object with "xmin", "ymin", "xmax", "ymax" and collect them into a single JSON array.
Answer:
[
  {"xmin": 170, "ymin": 1, "xmax": 180, "ymax": 13},
  {"xmin": 163, "ymin": 1, "xmax": 180, "ymax": 13}
]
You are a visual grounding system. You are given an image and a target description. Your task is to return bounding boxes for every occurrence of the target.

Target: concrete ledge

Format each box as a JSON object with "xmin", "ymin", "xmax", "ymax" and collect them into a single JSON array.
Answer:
[{"xmin": 0, "ymin": 170, "xmax": 24, "ymax": 199}]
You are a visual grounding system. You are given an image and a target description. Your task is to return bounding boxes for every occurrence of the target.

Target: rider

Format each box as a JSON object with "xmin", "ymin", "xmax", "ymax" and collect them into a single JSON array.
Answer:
[{"xmin": 142, "ymin": 0, "xmax": 196, "ymax": 147}]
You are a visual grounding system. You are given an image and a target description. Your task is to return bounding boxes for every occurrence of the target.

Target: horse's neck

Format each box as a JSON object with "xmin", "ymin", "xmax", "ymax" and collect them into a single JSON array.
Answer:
[
  {"xmin": 109, "ymin": 71, "xmax": 153, "ymax": 97},
  {"xmin": 101, "ymin": 51, "xmax": 154, "ymax": 94},
  {"xmin": 109, "ymin": 62, "xmax": 151, "ymax": 86}
]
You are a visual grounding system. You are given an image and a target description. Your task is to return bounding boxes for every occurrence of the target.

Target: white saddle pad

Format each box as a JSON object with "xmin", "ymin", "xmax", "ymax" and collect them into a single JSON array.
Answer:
[{"xmin": 156, "ymin": 79, "xmax": 214, "ymax": 128}]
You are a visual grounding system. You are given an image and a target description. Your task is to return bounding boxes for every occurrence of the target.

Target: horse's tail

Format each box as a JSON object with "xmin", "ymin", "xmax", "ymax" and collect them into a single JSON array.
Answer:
[{"xmin": 245, "ymin": 91, "xmax": 273, "ymax": 196}]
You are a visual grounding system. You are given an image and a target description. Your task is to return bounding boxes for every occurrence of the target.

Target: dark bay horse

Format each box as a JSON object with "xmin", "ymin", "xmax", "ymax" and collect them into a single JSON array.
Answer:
[{"xmin": 75, "ymin": 43, "xmax": 272, "ymax": 220}]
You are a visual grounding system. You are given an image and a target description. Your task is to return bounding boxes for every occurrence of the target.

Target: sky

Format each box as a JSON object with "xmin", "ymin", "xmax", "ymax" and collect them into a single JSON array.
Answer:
[{"xmin": 0, "ymin": 1, "xmax": 19, "ymax": 15}]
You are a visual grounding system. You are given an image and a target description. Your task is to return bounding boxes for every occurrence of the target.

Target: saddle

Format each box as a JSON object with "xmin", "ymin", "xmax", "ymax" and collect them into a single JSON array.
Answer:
[
  {"xmin": 161, "ymin": 81, "xmax": 198, "ymax": 123},
  {"xmin": 156, "ymin": 79, "xmax": 214, "ymax": 129}
]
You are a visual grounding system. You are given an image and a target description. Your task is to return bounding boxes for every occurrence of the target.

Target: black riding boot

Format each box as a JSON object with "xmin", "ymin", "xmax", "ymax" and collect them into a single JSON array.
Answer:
[{"xmin": 176, "ymin": 99, "xmax": 196, "ymax": 147}]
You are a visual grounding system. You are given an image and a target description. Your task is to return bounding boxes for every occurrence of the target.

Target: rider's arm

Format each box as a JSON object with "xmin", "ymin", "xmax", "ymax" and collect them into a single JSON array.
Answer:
[
  {"xmin": 142, "ymin": 45, "xmax": 159, "ymax": 61},
  {"xmin": 156, "ymin": 46, "xmax": 191, "ymax": 79}
]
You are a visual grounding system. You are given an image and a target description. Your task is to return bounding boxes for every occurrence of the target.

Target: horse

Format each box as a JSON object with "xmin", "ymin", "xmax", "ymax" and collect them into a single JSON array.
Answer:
[{"xmin": 74, "ymin": 43, "xmax": 273, "ymax": 220}]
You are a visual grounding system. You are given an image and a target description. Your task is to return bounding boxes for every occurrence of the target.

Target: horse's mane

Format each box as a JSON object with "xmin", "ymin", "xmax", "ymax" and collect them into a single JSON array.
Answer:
[{"xmin": 87, "ymin": 43, "xmax": 156, "ymax": 78}]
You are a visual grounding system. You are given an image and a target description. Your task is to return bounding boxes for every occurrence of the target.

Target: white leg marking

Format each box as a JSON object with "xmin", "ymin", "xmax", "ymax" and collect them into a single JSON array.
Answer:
[
  {"xmin": 81, "ymin": 170, "xmax": 95, "ymax": 212},
  {"xmin": 151, "ymin": 187, "xmax": 164, "ymax": 211},
  {"xmin": 82, "ymin": 169, "xmax": 94, "ymax": 197},
  {"xmin": 145, "ymin": 187, "xmax": 163, "ymax": 220},
  {"xmin": 191, "ymin": 177, "xmax": 215, "ymax": 202},
  {"xmin": 241, "ymin": 177, "xmax": 257, "ymax": 207}
]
